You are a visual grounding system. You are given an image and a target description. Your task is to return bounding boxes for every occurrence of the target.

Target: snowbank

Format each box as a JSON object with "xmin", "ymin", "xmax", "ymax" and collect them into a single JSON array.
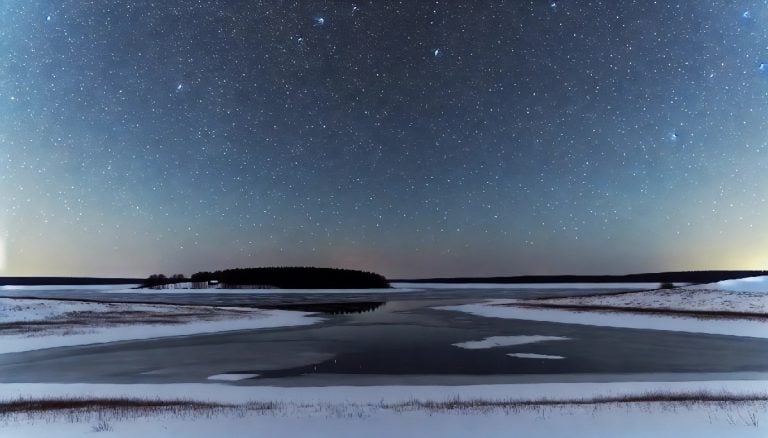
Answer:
[{"xmin": 706, "ymin": 276, "xmax": 768, "ymax": 293}]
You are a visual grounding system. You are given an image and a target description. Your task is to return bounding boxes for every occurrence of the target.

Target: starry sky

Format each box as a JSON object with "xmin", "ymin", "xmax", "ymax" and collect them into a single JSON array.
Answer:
[{"xmin": 1, "ymin": 0, "xmax": 768, "ymax": 279}]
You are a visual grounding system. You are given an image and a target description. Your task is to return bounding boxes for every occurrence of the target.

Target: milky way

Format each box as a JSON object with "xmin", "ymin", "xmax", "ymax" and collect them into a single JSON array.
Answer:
[{"xmin": 1, "ymin": 1, "xmax": 767, "ymax": 278}]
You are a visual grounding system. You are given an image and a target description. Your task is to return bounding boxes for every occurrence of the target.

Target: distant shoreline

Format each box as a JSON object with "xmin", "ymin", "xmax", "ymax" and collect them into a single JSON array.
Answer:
[
  {"xmin": 0, "ymin": 277, "xmax": 141, "ymax": 286},
  {"xmin": 393, "ymin": 270, "xmax": 768, "ymax": 285},
  {"xmin": 3, "ymin": 270, "xmax": 766, "ymax": 287}
]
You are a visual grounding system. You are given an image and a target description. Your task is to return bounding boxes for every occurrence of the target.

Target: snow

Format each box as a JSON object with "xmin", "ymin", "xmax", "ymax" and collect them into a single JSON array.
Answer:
[
  {"xmin": 207, "ymin": 374, "xmax": 259, "ymax": 381},
  {"xmin": 4, "ymin": 402, "xmax": 768, "ymax": 438},
  {"xmin": 708, "ymin": 276, "xmax": 768, "ymax": 293},
  {"xmin": 530, "ymin": 288, "xmax": 768, "ymax": 314},
  {"xmin": 1, "ymin": 381, "xmax": 767, "ymax": 437},
  {"xmin": 452, "ymin": 335, "xmax": 570, "ymax": 349},
  {"xmin": 508, "ymin": 353, "xmax": 565, "ymax": 360},
  {"xmin": 0, "ymin": 297, "xmax": 323, "ymax": 354},
  {"xmin": 438, "ymin": 300, "xmax": 768, "ymax": 339},
  {"xmin": 2, "ymin": 380, "xmax": 767, "ymax": 407}
]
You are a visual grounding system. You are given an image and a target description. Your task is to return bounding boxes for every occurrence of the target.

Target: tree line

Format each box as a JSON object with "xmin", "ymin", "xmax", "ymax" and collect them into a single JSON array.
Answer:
[{"xmin": 143, "ymin": 267, "xmax": 389, "ymax": 289}]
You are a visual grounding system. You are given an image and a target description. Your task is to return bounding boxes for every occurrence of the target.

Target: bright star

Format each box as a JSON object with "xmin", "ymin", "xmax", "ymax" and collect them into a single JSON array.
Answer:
[{"xmin": 314, "ymin": 16, "xmax": 325, "ymax": 26}]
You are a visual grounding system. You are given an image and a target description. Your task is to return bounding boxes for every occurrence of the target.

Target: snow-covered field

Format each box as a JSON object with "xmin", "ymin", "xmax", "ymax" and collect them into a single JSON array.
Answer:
[
  {"xmin": 526, "ymin": 283, "xmax": 768, "ymax": 315},
  {"xmin": 0, "ymin": 297, "xmax": 322, "ymax": 354},
  {"xmin": 1, "ymin": 381, "xmax": 767, "ymax": 437}
]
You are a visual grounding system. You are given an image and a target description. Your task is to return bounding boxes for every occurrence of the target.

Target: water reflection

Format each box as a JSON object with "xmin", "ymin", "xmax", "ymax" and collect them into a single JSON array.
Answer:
[{"xmin": 262, "ymin": 301, "xmax": 385, "ymax": 315}]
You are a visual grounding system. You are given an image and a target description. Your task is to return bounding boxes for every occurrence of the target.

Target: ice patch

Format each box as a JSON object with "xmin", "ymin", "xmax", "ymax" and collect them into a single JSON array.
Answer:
[
  {"xmin": 452, "ymin": 335, "xmax": 570, "ymax": 350},
  {"xmin": 207, "ymin": 374, "xmax": 259, "ymax": 381},
  {"xmin": 508, "ymin": 353, "xmax": 565, "ymax": 360}
]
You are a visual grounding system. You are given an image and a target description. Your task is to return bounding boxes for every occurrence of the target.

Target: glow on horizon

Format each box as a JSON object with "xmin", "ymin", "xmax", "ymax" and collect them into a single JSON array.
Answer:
[{"xmin": 0, "ymin": 236, "xmax": 6, "ymax": 273}]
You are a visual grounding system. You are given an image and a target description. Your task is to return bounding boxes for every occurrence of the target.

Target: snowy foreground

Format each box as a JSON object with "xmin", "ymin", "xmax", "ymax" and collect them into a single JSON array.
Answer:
[
  {"xmin": 1, "ymin": 381, "xmax": 767, "ymax": 437},
  {"xmin": 0, "ymin": 297, "xmax": 322, "ymax": 354}
]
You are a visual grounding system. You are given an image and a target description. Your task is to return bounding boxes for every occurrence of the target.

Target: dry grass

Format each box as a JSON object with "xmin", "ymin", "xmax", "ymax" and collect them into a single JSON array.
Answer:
[
  {"xmin": 0, "ymin": 397, "xmax": 228, "ymax": 415},
  {"xmin": 384, "ymin": 390, "xmax": 768, "ymax": 413},
  {"xmin": 0, "ymin": 392, "xmax": 765, "ymax": 431},
  {"xmin": 2, "ymin": 390, "xmax": 766, "ymax": 417}
]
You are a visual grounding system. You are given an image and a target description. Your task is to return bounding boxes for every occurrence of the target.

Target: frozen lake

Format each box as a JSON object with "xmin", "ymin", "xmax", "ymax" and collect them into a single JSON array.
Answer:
[{"xmin": 1, "ymin": 284, "xmax": 768, "ymax": 386}]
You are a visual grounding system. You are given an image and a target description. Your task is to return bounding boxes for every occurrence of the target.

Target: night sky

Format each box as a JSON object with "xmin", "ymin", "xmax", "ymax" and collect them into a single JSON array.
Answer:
[{"xmin": 2, "ymin": 1, "xmax": 767, "ymax": 278}]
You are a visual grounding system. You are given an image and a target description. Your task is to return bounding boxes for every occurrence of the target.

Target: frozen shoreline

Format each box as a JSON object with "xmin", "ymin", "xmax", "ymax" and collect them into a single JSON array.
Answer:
[
  {"xmin": 436, "ymin": 277, "xmax": 768, "ymax": 339},
  {"xmin": 438, "ymin": 299, "xmax": 768, "ymax": 339},
  {"xmin": 0, "ymin": 297, "xmax": 323, "ymax": 354}
]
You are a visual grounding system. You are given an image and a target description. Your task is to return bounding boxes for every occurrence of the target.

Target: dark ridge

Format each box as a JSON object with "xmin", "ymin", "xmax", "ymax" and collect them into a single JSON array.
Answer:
[
  {"xmin": 184, "ymin": 267, "xmax": 390, "ymax": 289},
  {"xmin": 394, "ymin": 270, "xmax": 768, "ymax": 285},
  {"xmin": 0, "ymin": 277, "xmax": 141, "ymax": 286}
]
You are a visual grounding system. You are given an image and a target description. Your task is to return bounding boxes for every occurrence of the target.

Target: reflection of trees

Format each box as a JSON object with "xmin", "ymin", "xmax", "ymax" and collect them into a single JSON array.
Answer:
[{"xmin": 263, "ymin": 301, "xmax": 385, "ymax": 315}]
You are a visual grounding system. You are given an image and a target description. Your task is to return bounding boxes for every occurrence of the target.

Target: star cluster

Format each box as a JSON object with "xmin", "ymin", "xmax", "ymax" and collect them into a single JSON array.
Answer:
[{"xmin": 1, "ymin": 1, "xmax": 767, "ymax": 277}]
